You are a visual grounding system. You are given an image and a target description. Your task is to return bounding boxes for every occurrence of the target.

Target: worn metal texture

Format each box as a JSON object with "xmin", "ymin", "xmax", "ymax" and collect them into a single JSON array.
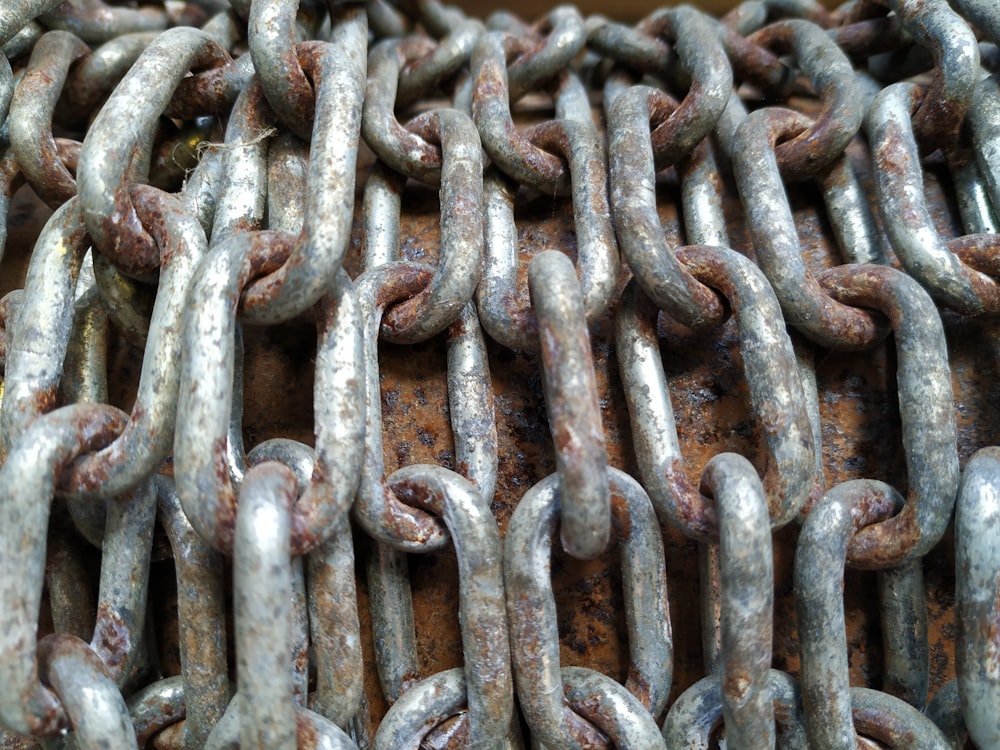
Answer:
[
  {"xmin": 2, "ymin": 0, "xmax": 999, "ymax": 747},
  {"xmin": 0, "ymin": 130, "xmax": 985, "ymax": 743}
]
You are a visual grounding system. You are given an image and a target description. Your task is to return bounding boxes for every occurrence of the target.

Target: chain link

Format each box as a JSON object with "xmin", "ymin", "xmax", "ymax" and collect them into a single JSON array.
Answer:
[{"xmin": 1, "ymin": 0, "xmax": 999, "ymax": 746}]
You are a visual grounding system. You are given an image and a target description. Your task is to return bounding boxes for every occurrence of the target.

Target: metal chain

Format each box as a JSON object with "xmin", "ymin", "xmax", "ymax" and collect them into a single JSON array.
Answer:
[{"xmin": 0, "ymin": 0, "xmax": 998, "ymax": 747}]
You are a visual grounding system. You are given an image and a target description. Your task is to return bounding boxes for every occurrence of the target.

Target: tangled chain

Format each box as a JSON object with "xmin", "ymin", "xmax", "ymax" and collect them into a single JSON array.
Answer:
[{"xmin": 0, "ymin": 0, "xmax": 999, "ymax": 747}]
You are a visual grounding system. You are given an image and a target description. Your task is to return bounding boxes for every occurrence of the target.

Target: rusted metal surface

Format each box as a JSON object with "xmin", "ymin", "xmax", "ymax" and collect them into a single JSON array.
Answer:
[
  {"xmin": 1, "ymin": 129, "xmax": 975, "ymax": 732},
  {"xmin": 2, "ymin": 0, "xmax": 998, "ymax": 745},
  {"xmin": 0, "ymin": 120, "xmax": 984, "ymax": 744}
]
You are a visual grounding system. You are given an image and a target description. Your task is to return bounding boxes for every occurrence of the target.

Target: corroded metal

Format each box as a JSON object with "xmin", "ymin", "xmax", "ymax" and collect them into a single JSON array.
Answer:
[{"xmin": 0, "ymin": 0, "xmax": 998, "ymax": 747}]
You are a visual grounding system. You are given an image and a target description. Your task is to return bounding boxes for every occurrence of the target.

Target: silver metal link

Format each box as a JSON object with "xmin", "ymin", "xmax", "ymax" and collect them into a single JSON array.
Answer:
[
  {"xmin": 0, "ymin": 403, "xmax": 127, "ymax": 735},
  {"xmin": 616, "ymin": 246, "xmax": 814, "ymax": 538},
  {"xmin": 8, "ymin": 30, "xmax": 87, "ymax": 208},
  {"xmin": 528, "ymin": 250, "xmax": 610, "ymax": 560},
  {"xmin": 237, "ymin": 17, "xmax": 368, "ymax": 325},
  {"xmin": 795, "ymin": 479, "xmax": 900, "ymax": 747},
  {"xmin": 878, "ymin": 560, "xmax": 929, "ymax": 709},
  {"xmin": 127, "ymin": 675, "xmax": 186, "ymax": 747},
  {"xmin": 608, "ymin": 86, "xmax": 727, "ymax": 331},
  {"xmin": 234, "ymin": 463, "xmax": 298, "ymax": 749},
  {"xmin": 505, "ymin": 468, "xmax": 671, "ymax": 747},
  {"xmin": 78, "ymin": 27, "xmax": 229, "ymax": 280},
  {"xmin": 0, "ymin": 0, "xmax": 63, "ymax": 48},
  {"xmin": 867, "ymin": 82, "xmax": 1000, "ymax": 314},
  {"xmin": 376, "ymin": 464, "xmax": 513, "ymax": 747},
  {"xmin": 705, "ymin": 454, "xmax": 775, "ymax": 747},
  {"xmin": 175, "ymin": 237, "xmax": 366, "ymax": 553},
  {"xmin": 0, "ymin": 198, "xmax": 89, "ymax": 455},
  {"xmin": 818, "ymin": 265, "xmax": 958, "ymax": 567},
  {"xmin": 732, "ymin": 107, "xmax": 885, "ymax": 349},
  {"xmin": 157, "ymin": 476, "xmax": 229, "ymax": 748},
  {"xmin": 40, "ymin": 635, "xmax": 138, "ymax": 749},
  {"xmin": 955, "ymin": 447, "xmax": 1000, "ymax": 748},
  {"xmin": 661, "ymin": 669, "xmax": 808, "ymax": 747},
  {"xmin": 476, "ymin": 119, "xmax": 619, "ymax": 351}
]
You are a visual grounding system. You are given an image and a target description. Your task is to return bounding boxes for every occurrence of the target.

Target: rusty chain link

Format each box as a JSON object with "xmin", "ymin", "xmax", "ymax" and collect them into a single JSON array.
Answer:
[{"xmin": 0, "ymin": 0, "xmax": 998, "ymax": 746}]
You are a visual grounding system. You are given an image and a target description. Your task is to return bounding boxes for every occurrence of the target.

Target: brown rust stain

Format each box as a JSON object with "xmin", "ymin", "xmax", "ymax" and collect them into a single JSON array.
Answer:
[
  {"xmin": 91, "ymin": 602, "xmax": 132, "ymax": 680},
  {"xmin": 2, "ymin": 87, "xmax": 976, "ymax": 741}
]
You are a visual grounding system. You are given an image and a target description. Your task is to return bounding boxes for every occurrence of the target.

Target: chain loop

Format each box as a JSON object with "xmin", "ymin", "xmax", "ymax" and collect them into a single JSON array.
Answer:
[
  {"xmin": 881, "ymin": 0, "xmax": 980, "ymax": 151},
  {"xmin": 472, "ymin": 17, "xmax": 588, "ymax": 194},
  {"xmin": 0, "ymin": 0, "xmax": 63, "ymax": 47},
  {"xmin": 868, "ymin": 82, "xmax": 1000, "ymax": 315},
  {"xmin": 175, "ymin": 233, "xmax": 365, "ymax": 553},
  {"xmin": 376, "ymin": 464, "xmax": 513, "ymax": 747},
  {"xmin": 39, "ymin": 634, "xmax": 139, "ymax": 748},
  {"xmin": 733, "ymin": 107, "xmax": 887, "ymax": 349},
  {"xmin": 8, "ymin": 30, "xmax": 88, "ymax": 207},
  {"xmin": 78, "ymin": 27, "xmax": 228, "ymax": 280},
  {"xmin": 377, "ymin": 110, "xmax": 484, "ymax": 344},
  {"xmin": 661, "ymin": 669, "xmax": 808, "ymax": 746},
  {"xmin": 608, "ymin": 86, "xmax": 727, "ymax": 330},
  {"xmin": 0, "ymin": 198, "xmax": 89, "ymax": 455},
  {"xmin": 616, "ymin": 246, "xmax": 814, "ymax": 538},
  {"xmin": 529, "ymin": 250, "xmax": 610, "ymax": 559},
  {"xmin": 249, "ymin": 0, "xmax": 322, "ymax": 140},
  {"xmin": 505, "ymin": 468, "xmax": 671, "ymax": 747},
  {"xmin": 238, "ymin": 31, "xmax": 368, "ymax": 324},
  {"xmin": 353, "ymin": 262, "xmax": 449, "ymax": 550},
  {"xmin": 818, "ymin": 264, "xmax": 958, "ymax": 566},
  {"xmin": 476, "ymin": 119, "xmax": 619, "ymax": 351},
  {"xmin": 0, "ymin": 403, "xmax": 126, "ymax": 735},
  {"xmin": 746, "ymin": 19, "xmax": 862, "ymax": 179},
  {"xmin": 157, "ymin": 477, "xmax": 229, "ymax": 747},
  {"xmin": 703, "ymin": 453, "xmax": 775, "ymax": 746},
  {"xmin": 594, "ymin": 7, "xmax": 732, "ymax": 169}
]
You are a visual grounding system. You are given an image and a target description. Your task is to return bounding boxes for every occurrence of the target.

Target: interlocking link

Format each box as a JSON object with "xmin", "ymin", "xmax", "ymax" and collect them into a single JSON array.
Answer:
[
  {"xmin": 529, "ymin": 250, "xmax": 610, "ymax": 560},
  {"xmin": 0, "ymin": 403, "xmax": 128, "ymax": 735},
  {"xmin": 732, "ymin": 108, "xmax": 886, "ymax": 349},
  {"xmin": 0, "ymin": 0, "xmax": 63, "ymax": 48},
  {"xmin": 78, "ymin": 27, "xmax": 229, "ymax": 280},
  {"xmin": 8, "ymin": 30, "xmax": 88, "ymax": 208},
  {"xmin": 233, "ymin": 463, "xmax": 298, "ymax": 748},
  {"xmin": 505, "ymin": 468, "xmax": 670, "ymax": 747},
  {"xmin": 746, "ymin": 19, "xmax": 862, "ymax": 178},
  {"xmin": 608, "ymin": 85, "xmax": 727, "ymax": 330},
  {"xmin": 231, "ymin": 24, "xmax": 368, "ymax": 325},
  {"xmin": 476, "ymin": 121, "xmax": 618, "ymax": 350},
  {"xmin": 818, "ymin": 265, "xmax": 958, "ymax": 567},
  {"xmin": 868, "ymin": 82, "xmax": 1000, "ymax": 315},
  {"xmin": 705, "ymin": 454, "xmax": 774, "ymax": 747},
  {"xmin": 879, "ymin": 0, "xmax": 979, "ymax": 151},
  {"xmin": 40, "ymin": 634, "xmax": 139, "ymax": 749},
  {"xmin": 157, "ymin": 477, "xmax": 229, "ymax": 747},
  {"xmin": 1, "ymin": 0, "xmax": 999, "ymax": 746},
  {"xmin": 1, "ymin": 198, "xmax": 89, "ymax": 455},
  {"xmin": 795, "ymin": 481, "xmax": 951, "ymax": 748},
  {"xmin": 174, "ymin": 244, "xmax": 365, "ymax": 554},
  {"xmin": 662, "ymin": 669, "xmax": 808, "ymax": 746},
  {"xmin": 616, "ymin": 247, "xmax": 814, "ymax": 538},
  {"xmin": 376, "ymin": 465, "xmax": 512, "ymax": 747}
]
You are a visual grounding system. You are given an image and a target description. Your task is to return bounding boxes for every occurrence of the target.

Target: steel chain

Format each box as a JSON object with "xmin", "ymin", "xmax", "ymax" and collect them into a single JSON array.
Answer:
[{"xmin": 0, "ymin": 0, "xmax": 998, "ymax": 747}]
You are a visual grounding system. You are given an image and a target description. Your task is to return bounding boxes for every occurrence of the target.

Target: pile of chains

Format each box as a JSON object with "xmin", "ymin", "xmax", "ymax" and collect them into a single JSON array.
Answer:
[{"xmin": 1, "ymin": 0, "xmax": 999, "ymax": 746}]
